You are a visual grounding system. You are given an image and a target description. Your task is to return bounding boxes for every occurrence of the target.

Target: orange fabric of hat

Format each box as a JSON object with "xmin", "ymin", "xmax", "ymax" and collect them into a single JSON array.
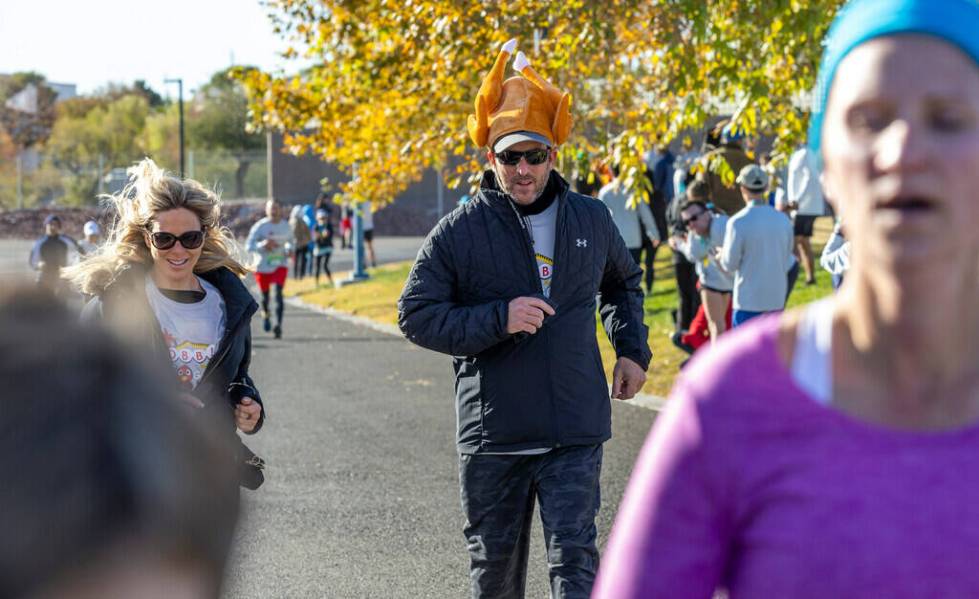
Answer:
[{"xmin": 467, "ymin": 39, "xmax": 573, "ymax": 149}]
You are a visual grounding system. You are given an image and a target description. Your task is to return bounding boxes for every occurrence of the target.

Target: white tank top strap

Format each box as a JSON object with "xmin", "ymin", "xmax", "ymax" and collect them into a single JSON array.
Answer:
[{"xmin": 790, "ymin": 298, "xmax": 834, "ymax": 406}]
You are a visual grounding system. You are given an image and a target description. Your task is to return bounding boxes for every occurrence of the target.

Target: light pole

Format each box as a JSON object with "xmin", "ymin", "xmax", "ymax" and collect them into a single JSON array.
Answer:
[{"xmin": 164, "ymin": 78, "xmax": 185, "ymax": 178}]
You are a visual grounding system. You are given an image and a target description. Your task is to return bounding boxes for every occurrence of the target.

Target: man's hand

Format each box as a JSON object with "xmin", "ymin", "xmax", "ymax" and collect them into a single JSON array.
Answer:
[
  {"xmin": 611, "ymin": 357, "xmax": 647, "ymax": 400},
  {"xmin": 506, "ymin": 296, "xmax": 556, "ymax": 335},
  {"xmin": 235, "ymin": 397, "xmax": 262, "ymax": 433}
]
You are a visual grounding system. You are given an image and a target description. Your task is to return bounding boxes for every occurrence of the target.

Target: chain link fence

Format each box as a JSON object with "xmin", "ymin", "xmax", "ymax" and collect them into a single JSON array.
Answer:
[{"xmin": 0, "ymin": 148, "xmax": 268, "ymax": 209}]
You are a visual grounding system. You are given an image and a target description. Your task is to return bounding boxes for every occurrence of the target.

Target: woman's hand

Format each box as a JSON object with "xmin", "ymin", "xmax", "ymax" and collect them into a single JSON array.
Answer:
[{"xmin": 235, "ymin": 397, "xmax": 262, "ymax": 433}]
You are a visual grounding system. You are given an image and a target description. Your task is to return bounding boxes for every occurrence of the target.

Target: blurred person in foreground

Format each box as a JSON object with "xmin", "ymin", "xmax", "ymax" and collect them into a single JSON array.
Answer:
[
  {"xmin": 0, "ymin": 285, "xmax": 239, "ymax": 599},
  {"xmin": 594, "ymin": 0, "xmax": 979, "ymax": 596},
  {"xmin": 399, "ymin": 39, "xmax": 649, "ymax": 599},
  {"xmin": 64, "ymin": 159, "xmax": 266, "ymax": 490}
]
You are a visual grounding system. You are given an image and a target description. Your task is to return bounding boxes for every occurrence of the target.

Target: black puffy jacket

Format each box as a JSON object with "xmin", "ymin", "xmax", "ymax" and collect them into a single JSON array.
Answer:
[
  {"xmin": 399, "ymin": 171, "xmax": 651, "ymax": 454},
  {"xmin": 83, "ymin": 264, "xmax": 264, "ymax": 434}
]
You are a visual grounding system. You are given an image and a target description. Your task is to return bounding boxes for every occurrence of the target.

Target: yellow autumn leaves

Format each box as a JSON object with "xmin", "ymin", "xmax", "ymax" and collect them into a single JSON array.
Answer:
[{"xmin": 238, "ymin": 0, "xmax": 844, "ymax": 206}]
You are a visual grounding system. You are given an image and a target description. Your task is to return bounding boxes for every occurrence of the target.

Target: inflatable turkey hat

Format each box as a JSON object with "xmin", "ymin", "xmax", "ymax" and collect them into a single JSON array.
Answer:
[{"xmin": 467, "ymin": 39, "xmax": 573, "ymax": 152}]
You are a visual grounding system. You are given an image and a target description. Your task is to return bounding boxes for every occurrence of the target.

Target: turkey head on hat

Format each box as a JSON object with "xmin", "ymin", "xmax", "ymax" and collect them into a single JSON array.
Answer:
[{"xmin": 467, "ymin": 39, "xmax": 573, "ymax": 150}]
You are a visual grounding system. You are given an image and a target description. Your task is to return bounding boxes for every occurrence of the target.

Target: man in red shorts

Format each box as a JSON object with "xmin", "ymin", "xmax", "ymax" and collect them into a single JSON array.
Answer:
[{"xmin": 246, "ymin": 199, "xmax": 294, "ymax": 338}]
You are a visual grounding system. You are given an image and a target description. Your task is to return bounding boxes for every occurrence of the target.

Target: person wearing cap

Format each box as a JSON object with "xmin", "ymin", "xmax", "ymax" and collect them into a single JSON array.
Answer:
[
  {"xmin": 696, "ymin": 121, "xmax": 754, "ymax": 217},
  {"xmin": 78, "ymin": 220, "xmax": 101, "ymax": 256},
  {"xmin": 398, "ymin": 39, "xmax": 650, "ymax": 599},
  {"xmin": 716, "ymin": 163, "xmax": 795, "ymax": 327},
  {"xmin": 594, "ymin": 0, "xmax": 979, "ymax": 596},
  {"xmin": 29, "ymin": 214, "xmax": 80, "ymax": 296}
]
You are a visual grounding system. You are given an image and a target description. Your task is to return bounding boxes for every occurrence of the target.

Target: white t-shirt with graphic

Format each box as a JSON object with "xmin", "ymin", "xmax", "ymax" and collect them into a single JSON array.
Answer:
[
  {"xmin": 145, "ymin": 276, "xmax": 226, "ymax": 390},
  {"xmin": 528, "ymin": 201, "xmax": 558, "ymax": 298},
  {"xmin": 245, "ymin": 217, "xmax": 295, "ymax": 273}
]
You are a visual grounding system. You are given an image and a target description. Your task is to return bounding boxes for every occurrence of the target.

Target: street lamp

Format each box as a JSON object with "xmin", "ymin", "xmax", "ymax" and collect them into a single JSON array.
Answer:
[{"xmin": 164, "ymin": 78, "xmax": 185, "ymax": 178}]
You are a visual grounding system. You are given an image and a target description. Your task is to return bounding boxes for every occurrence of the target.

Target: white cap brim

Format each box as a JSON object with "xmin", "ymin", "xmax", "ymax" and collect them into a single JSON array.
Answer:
[{"xmin": 493, "ymin": 131, "xmax": 552, "ymax": 152}]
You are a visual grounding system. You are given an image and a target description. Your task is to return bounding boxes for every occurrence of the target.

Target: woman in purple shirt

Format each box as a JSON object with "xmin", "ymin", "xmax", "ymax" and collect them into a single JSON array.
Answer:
[{"xmin": 594, "ymin": 0, "xmax": 979, "ymax": 597}]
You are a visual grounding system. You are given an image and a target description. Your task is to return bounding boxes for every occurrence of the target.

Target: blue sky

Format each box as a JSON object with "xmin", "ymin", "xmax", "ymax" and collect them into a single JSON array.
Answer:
[{"xmin": 0, "ymin": 0, "xmax": 298, "ymax": 96}]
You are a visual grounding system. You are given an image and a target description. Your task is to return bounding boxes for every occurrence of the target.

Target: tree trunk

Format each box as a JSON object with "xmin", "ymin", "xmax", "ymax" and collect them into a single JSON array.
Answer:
[{"xmin": 234, "ymin": 159, "xmax": 251, "ymax": 199}]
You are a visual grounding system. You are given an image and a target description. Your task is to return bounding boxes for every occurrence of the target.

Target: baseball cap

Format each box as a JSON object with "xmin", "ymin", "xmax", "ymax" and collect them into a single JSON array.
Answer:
[
  {"xmin": 43, "ymin": 214, "xmax": 61, "ymax": 225},
  {"xmin": 492, "ymin": 131, "xmax": 553, "ymax": 153},
  {"xmin": 83, "ymin": 220, "xmax": 101, "ymax": 236},
  {"xmin": 735, "ymin": 164, "xmax": 769, "ymax": 192}
]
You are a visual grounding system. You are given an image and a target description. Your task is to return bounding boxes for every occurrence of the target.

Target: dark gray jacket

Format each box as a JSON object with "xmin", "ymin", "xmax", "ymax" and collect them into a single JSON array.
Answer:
[
  {"xmin": 398, "ymin": 171, "xmax": 650, "ymax": 454},
  {"xmin": 83, "ymin": 265, "xmax": 264, "ymax": 434}
]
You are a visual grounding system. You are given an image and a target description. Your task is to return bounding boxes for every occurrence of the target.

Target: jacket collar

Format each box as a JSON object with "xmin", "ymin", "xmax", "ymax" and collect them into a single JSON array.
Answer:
[
  {"xmin": 478, "ymin": 169, "xmax": 571, "ymax": 211},
  {"xmin": 106, "ymin": 263, "xmax": 257, "ymax": 333}
]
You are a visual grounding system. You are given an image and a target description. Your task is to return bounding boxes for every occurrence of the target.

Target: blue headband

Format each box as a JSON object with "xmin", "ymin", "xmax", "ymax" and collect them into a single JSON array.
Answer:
[{"xmin": 808, "ymin": 0, "xmax": 979, "ymax": 157}]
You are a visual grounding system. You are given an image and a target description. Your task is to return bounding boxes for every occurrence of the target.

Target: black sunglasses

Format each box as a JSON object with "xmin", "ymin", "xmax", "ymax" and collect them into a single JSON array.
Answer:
[
  {"xmin": 682, "ymin": 211, "xmax": 706, "ymax": 226},
  {"xmin": 494, "ymin": 148, "xmax": 551, "ymax": 166},
  {"xmin": 148, "ymin": 229, "xmax": 206, "ymax": 250}
]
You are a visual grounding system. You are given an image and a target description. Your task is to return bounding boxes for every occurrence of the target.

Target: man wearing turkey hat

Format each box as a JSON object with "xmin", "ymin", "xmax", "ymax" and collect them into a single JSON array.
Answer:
[{"xmin": 399, "ymin": 40, "xmax": 651, "ymax": 598}]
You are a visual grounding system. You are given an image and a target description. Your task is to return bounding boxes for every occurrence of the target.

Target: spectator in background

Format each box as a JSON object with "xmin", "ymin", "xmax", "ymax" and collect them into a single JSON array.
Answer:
[
  {"xmin": 820, "ymin": 219, "xmax": 850, "ymax": 289},
  {"xmin": 719, "ymin": 164, "xmax": 795, "ymax": 327},
  {"xmin": 339, "ymin": 203, "xmax": 352, "ymax": 249},
  {"xmin": 289, "ymin": 205, "xmax": 312, "ymax": 281},
  {"xmin": 598, "ymin": 165, "xmax": 661, "ymax": 268},
  {"xmin": 698, "ymin": 123, "xmax": 754, "ymax": 216},
  {"xmin": 312, "ymin": 209, "xmax": 335, "ymax": 287},
  {"xmin": 0, "ymin": 285, "xmax": 240, "ymax": 599},
  {"xmin": 666, "ymin": 180, "xmax": 705, "ymax": 335},
  {"xmin": 28, "ymin": 214, "xmax": 78, "ymax": 296},
  {"xmin": 788, "ymin": 145, "xmax": 827, "ymax": 285},
  {"xmin": 640, "ymin": 144, "xmax": 675, "ymax": 293},
  {"xmin": 77, "ymin": 220, "xmax": 101, "ymax": 256},
  {"xmin": 359, "ymin": 200, "xmax": 378, "ymax": 268},
  {"xmin": 671, "ymin": 198, "xmax": 734, "ymax": 345},
  {"xmin": 672, "ymin": 138, "xmax": 698, "ymax": 200}
]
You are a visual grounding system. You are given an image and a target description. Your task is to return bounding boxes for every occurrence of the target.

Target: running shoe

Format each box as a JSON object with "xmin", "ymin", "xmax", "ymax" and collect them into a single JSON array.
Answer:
[{"xmin": 670, "ymin": 331, "xmax": 695, "ymax": 355}]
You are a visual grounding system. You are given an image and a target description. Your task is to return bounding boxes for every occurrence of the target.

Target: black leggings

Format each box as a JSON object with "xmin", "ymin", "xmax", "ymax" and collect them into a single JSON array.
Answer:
[
  {"xmin": 261, "ymin": 284, "xmax": 285, "ymax": 325},
  {"xmin": 294, "ymin": 247, "xmax": 310, "ymax": 279},
  {"xmin": 314, "ymin": 253, "xmax": 332, "ymax": 283}
]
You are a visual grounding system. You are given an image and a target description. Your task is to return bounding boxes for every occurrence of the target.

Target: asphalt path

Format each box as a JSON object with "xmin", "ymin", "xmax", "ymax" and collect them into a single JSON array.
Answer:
[{"xmin": 223, "ymin": 301, "xmax": 658, "ymax": 598}]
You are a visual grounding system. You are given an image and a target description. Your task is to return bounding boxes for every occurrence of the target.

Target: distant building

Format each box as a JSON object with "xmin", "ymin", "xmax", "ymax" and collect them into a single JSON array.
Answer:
[{"xmin": 266, "ymin": 131, "xmax": 460, "ymax": 236}]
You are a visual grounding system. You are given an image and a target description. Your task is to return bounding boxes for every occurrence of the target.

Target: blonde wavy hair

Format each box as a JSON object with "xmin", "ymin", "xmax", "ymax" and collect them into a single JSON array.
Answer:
[{"xmin": 65, "ymin": 158, "xmax": 249, "ymax": 296}]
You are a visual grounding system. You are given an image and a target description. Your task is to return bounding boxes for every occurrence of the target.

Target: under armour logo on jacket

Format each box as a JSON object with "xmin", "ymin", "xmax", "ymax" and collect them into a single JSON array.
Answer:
[{"xmin": 576, "ymin": 239, "xmax": 587, "ymax": 248}]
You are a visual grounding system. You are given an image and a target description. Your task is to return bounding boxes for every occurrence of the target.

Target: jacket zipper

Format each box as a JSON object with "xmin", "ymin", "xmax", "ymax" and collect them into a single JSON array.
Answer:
[{"xmin": 506, "ymin": 185, "xmax": 569, "ymax": 448}]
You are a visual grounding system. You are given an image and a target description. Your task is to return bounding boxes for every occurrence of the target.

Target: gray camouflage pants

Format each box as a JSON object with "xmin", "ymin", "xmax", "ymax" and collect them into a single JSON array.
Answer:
[{"xmin": 459, "ymin": 444, "xmax": 603, "ymax": 599}]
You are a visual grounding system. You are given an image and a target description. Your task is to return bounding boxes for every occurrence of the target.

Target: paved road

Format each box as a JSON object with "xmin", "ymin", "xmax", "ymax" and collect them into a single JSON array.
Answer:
[{"xmin": 224, "ymin": 301, "xmax": 658, "ymax": 598}]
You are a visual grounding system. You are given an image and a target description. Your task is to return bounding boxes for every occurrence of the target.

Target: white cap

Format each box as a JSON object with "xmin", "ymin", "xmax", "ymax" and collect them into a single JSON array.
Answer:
[
  {"xmin": 492, "ymin": 131, "xmax": 552, "ymax": 152},
  {"xmin": 83, "ymin": 220, "xmax": 100, "ymax": 236}
]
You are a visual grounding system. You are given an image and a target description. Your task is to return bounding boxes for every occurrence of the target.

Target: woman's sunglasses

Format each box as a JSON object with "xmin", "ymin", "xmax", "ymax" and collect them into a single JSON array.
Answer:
[
  {"xmin": 148, "ymin": 229, "xmax": 206, "ymax": 250},
  {"xmin": 494, "ymin": 148, "xmax": 551, "ymax": 166}
]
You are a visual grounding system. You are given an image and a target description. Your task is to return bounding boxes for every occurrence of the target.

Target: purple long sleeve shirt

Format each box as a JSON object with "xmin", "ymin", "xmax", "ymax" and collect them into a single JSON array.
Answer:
[{"xmin": 594, "ymin": 315, "xmax": 979, "ymax": 598}]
